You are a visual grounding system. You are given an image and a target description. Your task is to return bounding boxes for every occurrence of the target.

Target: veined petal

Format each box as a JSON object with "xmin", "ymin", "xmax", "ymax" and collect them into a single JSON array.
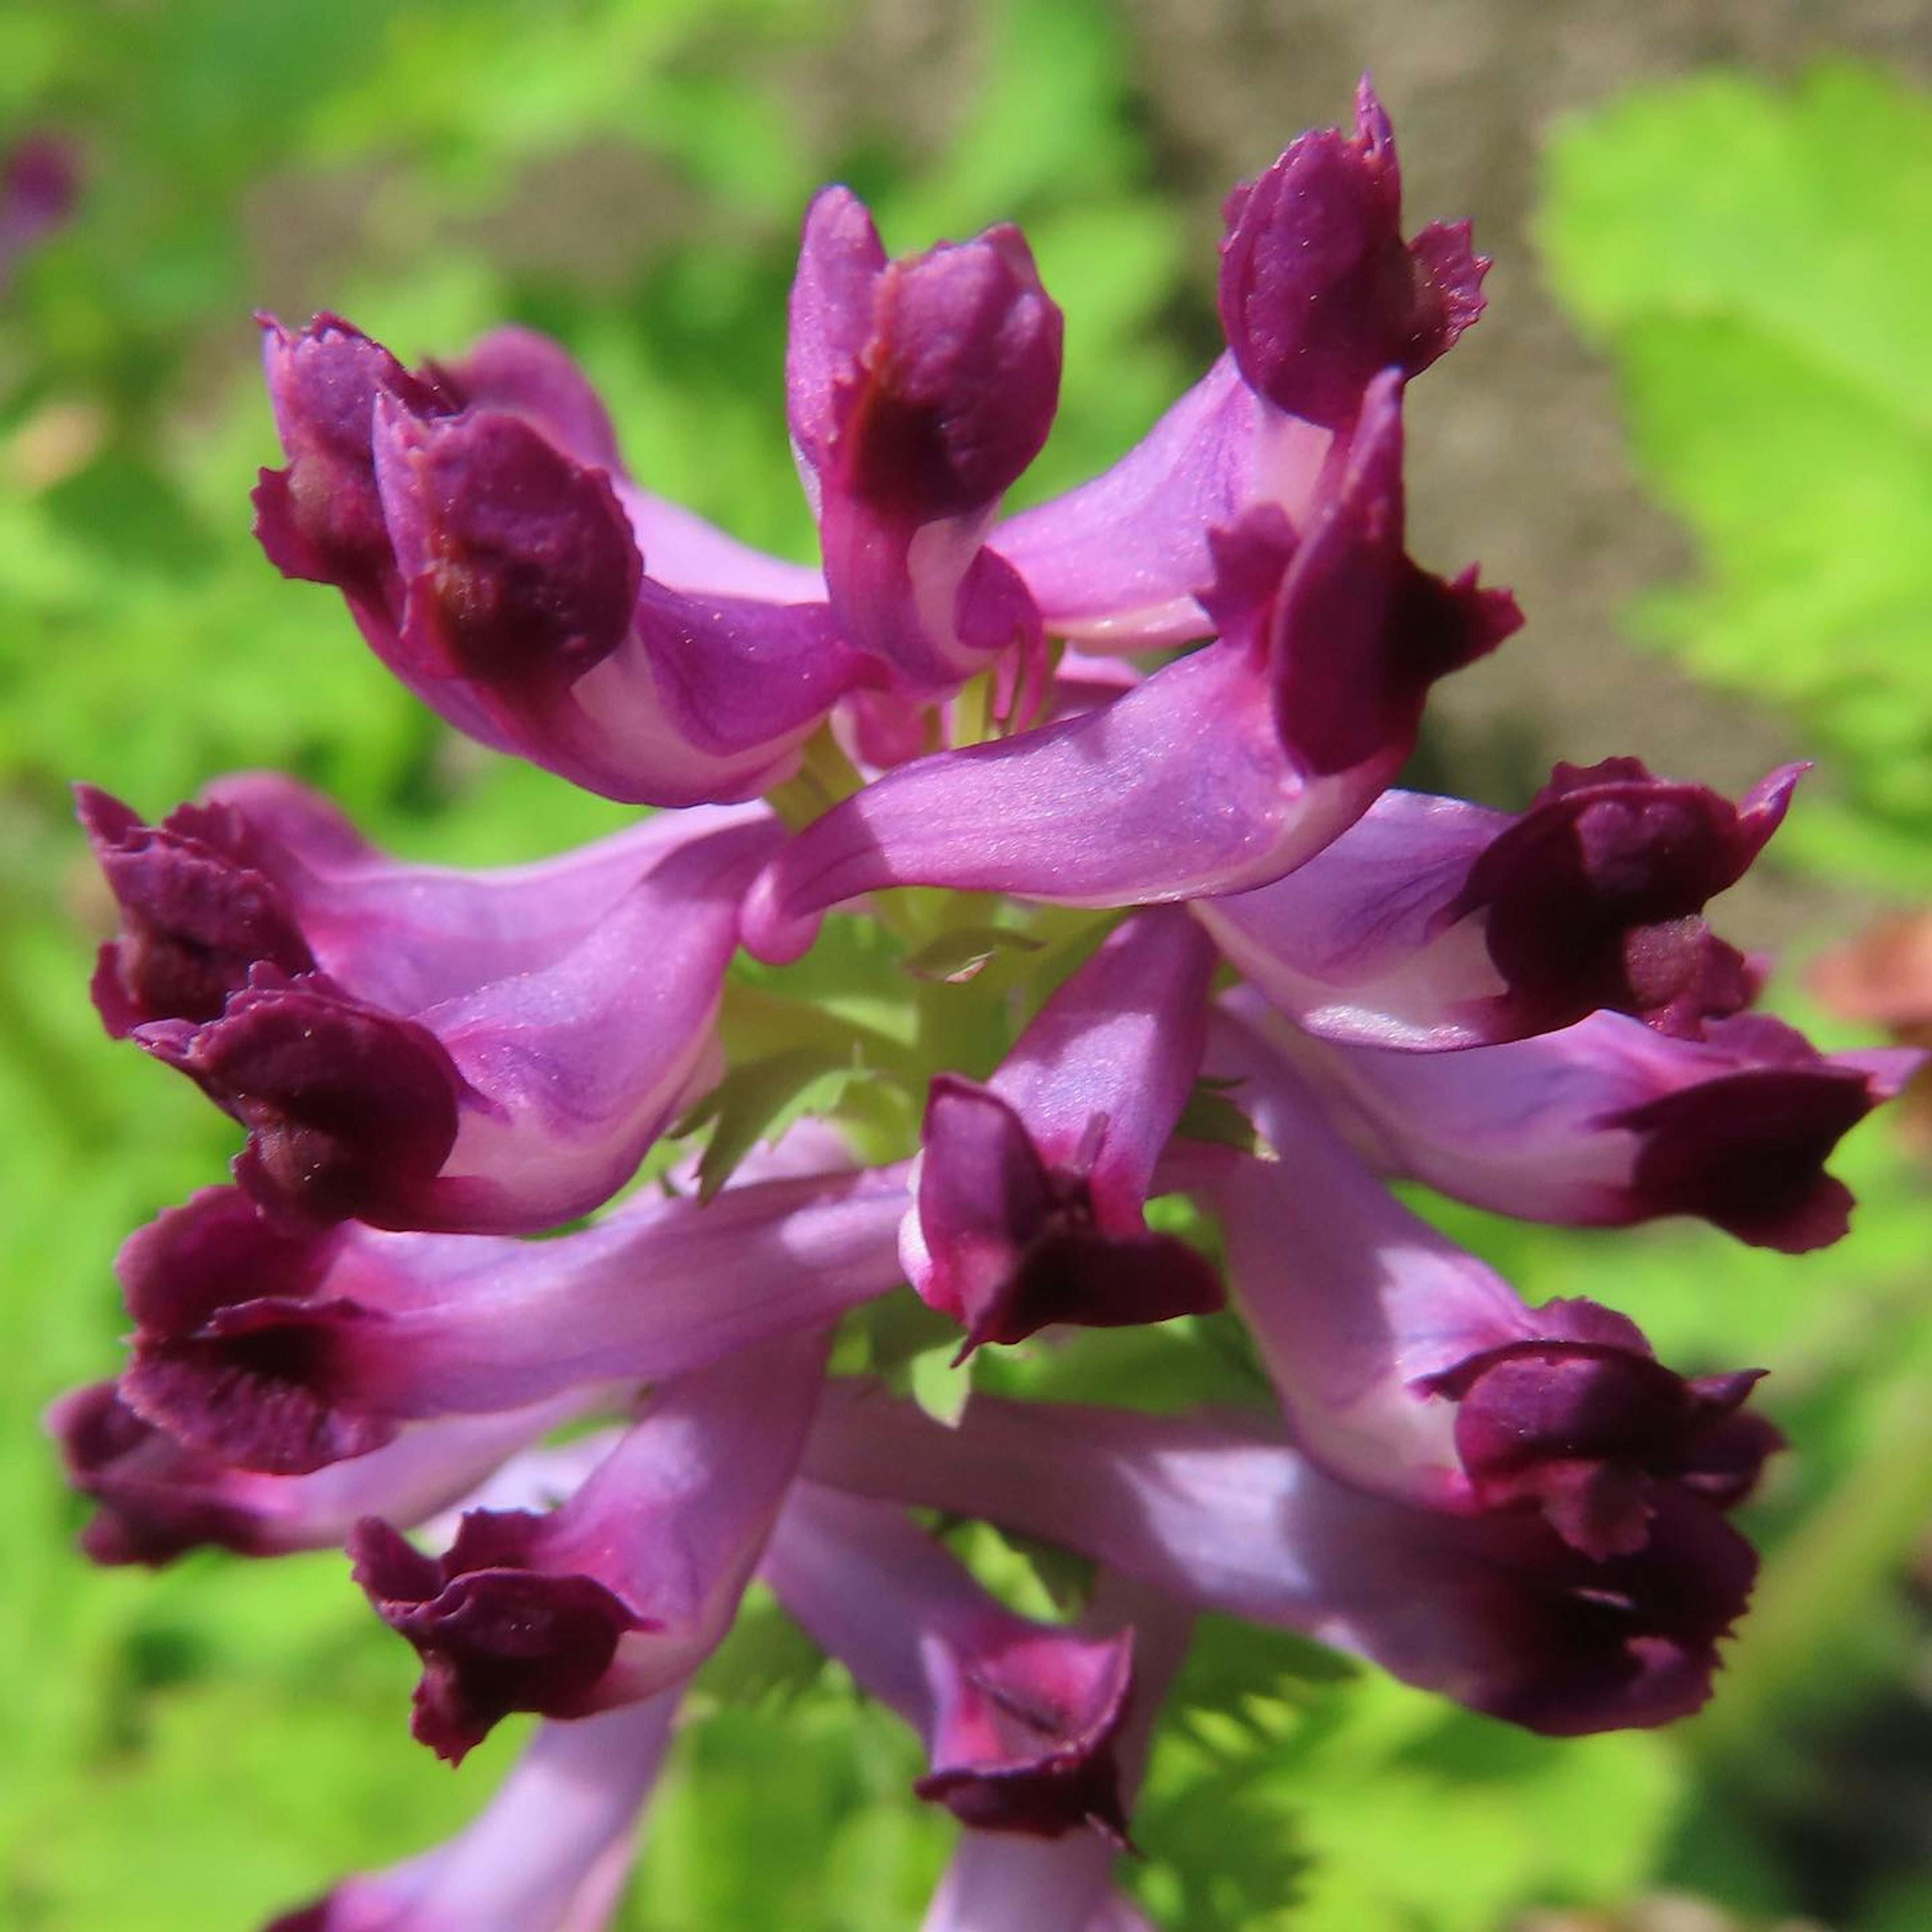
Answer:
[
  {"xmin": 1195, "ymin": 760, "xmax": 1797, "ymax": 1050},
  {"xmin": 809, "ymin": 1385, "xmax": 1755, "ymax": 1737},
  {"xmin": 1242, "ymin": 991, "xmax": 1918, "ymax": 1251},
  {"xmin": 352, "ymin": 1329, "xmax": 828, "ymax": 1761},
  {"xmin": 117, "ymin": 1166, "xmax": 909, "ymax": 1475},
  {"xmin": 265, "ymin": 1692, "xmax": 682, "ymax": 1932}
]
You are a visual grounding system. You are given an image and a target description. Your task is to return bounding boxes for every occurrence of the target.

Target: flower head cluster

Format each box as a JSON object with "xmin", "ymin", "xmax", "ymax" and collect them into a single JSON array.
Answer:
[{"xmin": 54, "ymin": 83, "xmax": 1912, "ymax": 1928}]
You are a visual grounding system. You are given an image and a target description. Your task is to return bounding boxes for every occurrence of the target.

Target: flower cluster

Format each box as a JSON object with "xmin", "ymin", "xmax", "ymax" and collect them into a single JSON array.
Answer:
[{"xmin": 53, "ymin": 84, "xmax": 1913, "ymax": 1928}]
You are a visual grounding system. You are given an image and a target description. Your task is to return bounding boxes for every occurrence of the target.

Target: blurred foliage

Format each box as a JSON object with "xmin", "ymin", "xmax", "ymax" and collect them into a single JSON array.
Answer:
[
  {"xmin": 6, "ymin": 10, "xmax": 1932, "ymax": 1931},
  {"xmin": 1533, "ymin": 60, "xmax": 1932, "ymax": 1931},
  {"xmin": 1540, "ymin": 63, "xmax": 1932, "ymax": 892}
]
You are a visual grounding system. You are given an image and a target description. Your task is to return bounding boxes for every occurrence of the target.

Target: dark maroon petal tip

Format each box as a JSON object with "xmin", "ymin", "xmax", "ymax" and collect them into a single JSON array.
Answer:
[
  {"xmin": 1452, "ymin": 759, "xmax": 1799, "ymax": 1038},
  {"xmin": 47, "ymin": 1381, "xmax": 267, "ymax": 1566},
  {"xmin": 1217, "ymin": 80, "xmax": 1488, "ymax": 428},
  {"xmin": 375, "ymin": 403, "xmax": 641, "ymax": 696},
  {"xmin": 920, "ymin": 1077, "xmax": 1224, "ymax": 1360},
  {"xmin": 916, "ymin": 1625, "xmax": 1136, "ymax": 1843},
  {"xmin": 123, "ymin": 1292, "xmax": 394, "ymax": 1477},
  {"xmin": 1422, "ymin": 1307, "xmax": 1775, "ymax": 1559},
  {"xmin": 351, "ymin": 1514, "xmax": 652, "ymax": 1763},
  {"xmin": 961, "ymin": 1228, "xmax": 1226, "ymax": 1361},
  {"xmin": 1268, "ymin": 381, "xmax": 1518, "ymax": 778},
  {"xmin": 112, "ymin": 1187, "xmax": 392, "ymax": 1475},
  {"xmin": 1470, "ymin": 1493, "xmax": 1756, "ymax": 1736},
  {"xmin": 76, "ymin": 785, "xmax": 315, "ymax": 1035},
  {"xmin": 835, "ymin": 223, "xmax": 1063, "ymax": 521},
  {"xmin": 1613, "ymin": 1030, "xmax": 1883, "ymax": 1251},
  {"xmin": 116, "ymin": 1184, "xmax": 341, "ymax": 1331},
  {"xmin": 261, "ymin": 1904, "xmax": 331, "ymax": 1932},
  {"xmin": 137, "ymin": 971, "xmax": 464, "ymax": 1227},
  {"xmin": 253, "ymin": 313, "xmax": 460, "ymax": 593}
]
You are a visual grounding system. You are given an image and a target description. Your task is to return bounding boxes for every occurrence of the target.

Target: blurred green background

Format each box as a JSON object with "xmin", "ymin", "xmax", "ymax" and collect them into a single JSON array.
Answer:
[{"xmin": 4, "ymin": 2, "xmax": 1931, "ymax": 1926}]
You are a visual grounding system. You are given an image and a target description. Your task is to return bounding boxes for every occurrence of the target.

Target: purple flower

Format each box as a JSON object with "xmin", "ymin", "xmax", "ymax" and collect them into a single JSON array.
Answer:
[
  {"xmin": 1209, "ymin": 1010, "xmax": 1779, "ymax": 1556},
  {"xmin": 46, "ymin": 1378, "xmax": 594, "ymax": 1566},
  {"xmin": 809, "ymin": 1383, "xmax": 1755, "ymax": 1737},
  {"xmin": 1236, "ymin": 989, "xmax": 1917, "ymax": 1250},
  {"xmin": 905, "ymin": 910, "xmax": 1224, "ymax": 1354},
  {"xmin": 1194, "ymin": 758, "xmax": 1800, "ymax": 1050},
  {"xmin": 352, "ymin": 1330, "xmax": 827, "ymax": 1762},
  {"xmin": 992, "ymin": 79, "xmax": 1483, "ymax": 652},
  {"xmin": 114, "ymin": 1167, "xmax": 908, "ymax": 1474},
  {"xmin": 765, "ymin": 1483, "xmax": 1137, "ymax": 1840},
  {"xmin": 1217, "ymin": 77, "xmax": 1487, "ymax": 429},
  {"xmin": 743, "ymin": 386, "xmax": 1518, "ymax": 959},
  {"xmin": 788, "ymin": 188, "xmax": 1061, "ymax": 694},
  {"xmin": 49, "ymin": 80, "xmax": 1904, "ymax": 1925},
  {"xmin": 254, "ymin": 315, "xmax": 865, "ymax": 805},
  {"xmin": 83, "ymin": 782, "xmax": 778, "ymax": 1230}
]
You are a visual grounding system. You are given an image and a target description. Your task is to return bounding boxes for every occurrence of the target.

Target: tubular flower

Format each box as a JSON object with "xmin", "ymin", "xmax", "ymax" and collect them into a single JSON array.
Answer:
[
  {"xmin": 51, "ymin": 83, "xmax": 1903, "ymax": 1926},
  {"xmin": 764, "ymin": 1482, "xmax": 1138, "ymax": 1841},
  {"xmin": 82, "ymin": 781, "xmax": 778, "ymax": 1231},
  {"xmin": 904, "ymin": 909, "xmax": 1225, "ymax": 1355}
]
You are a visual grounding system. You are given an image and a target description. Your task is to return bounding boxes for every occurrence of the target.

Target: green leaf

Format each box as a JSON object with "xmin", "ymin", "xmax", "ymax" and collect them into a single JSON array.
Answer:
[
  {"xmin": 1540, "ymin": 64, "xmax": 1932, "ymax": 889},
  {"xmin": 672, "ymin": 1044, "xmax": 864, "ymax": 1201},
  {"xmin": 1174, "ymin": 1078, "xmax": 1264, "ymax": 1156},
  {"xmin": 898, "ymin": 923, "xmax": 1042, "ymax": 984},
  {"xmin": 908, "ymin": 1342, "xmax": 974, "ymax": 1426}
]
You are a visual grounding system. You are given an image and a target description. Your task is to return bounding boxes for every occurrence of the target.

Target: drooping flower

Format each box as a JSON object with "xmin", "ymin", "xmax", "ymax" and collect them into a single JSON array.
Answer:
[
  {"xmin": 1232, "ymin": 988, "xmax": 1916, "ymax": 1251},
  {"xmin": 764, "ymin": 1482, "xmax": 1138, "ymax": 1840},
  {"xmin": 114, "ymin": 1167, "xmax": 907, "ymax": 1474},
  {"xmin": 808, "ymin": 1382, "xmax": 1755, "ymax": 1736}
]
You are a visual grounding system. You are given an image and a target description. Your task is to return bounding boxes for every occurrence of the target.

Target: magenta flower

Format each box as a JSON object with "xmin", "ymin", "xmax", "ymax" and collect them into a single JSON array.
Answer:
[
  {"xmin": 82, "ymin": 780, "xmax": 777, "ymax": 1230},
  {"xmin": 1193, "ymin": 758, "xmax": 1801, "ymax": 1050},
  {"xmin": 904, "ymin": 910, "xmax": 1224, "ymax": 1354},
  {"xmin": 50, "ymin": 81, "xmax": 1901, "ymax": 1925},
  {"xmin": 1208, "ymin": 1009, "xmax": 1780, "ymax": 1556},
  {"xmin": 765, "ymin": 1483, "xmax": 1138, "ymax": 1839}
]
